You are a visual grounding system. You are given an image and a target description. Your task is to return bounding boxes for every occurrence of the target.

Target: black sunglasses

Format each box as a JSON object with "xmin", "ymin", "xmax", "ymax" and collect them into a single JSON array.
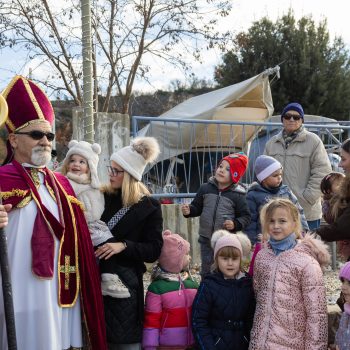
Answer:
[
  {"xmin": 106, "ymin": 166, "xmax": 124, "ymax": 176},
  {"xmin": 283, "ymin": 114, "xmax": 302, "ymax": 121},
  {"xmin": 15, "ymin": 130, "xmax": 55, "ymax": 141}
]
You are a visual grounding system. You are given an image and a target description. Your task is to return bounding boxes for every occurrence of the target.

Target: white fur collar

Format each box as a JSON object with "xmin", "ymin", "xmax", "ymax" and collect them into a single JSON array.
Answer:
[{"xmin": 66, "ymin": 171, "xmax": 90, "ymax": 184}]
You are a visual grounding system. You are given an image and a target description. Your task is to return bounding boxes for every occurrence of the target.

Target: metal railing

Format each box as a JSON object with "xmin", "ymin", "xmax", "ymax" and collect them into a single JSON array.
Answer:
[{"xmin": 133, "ymin": 115, "xmax": 350, "ymax": 198}]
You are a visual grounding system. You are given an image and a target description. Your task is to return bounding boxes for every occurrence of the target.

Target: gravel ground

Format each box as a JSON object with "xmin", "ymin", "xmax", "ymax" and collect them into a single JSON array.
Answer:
[
  {"xmin": 324, "ymin": 265, "xmax": 342, "ymax": 305},
  {"xmin": 144, "ymin": 263, "xmax": 343, "ymax": 305}
]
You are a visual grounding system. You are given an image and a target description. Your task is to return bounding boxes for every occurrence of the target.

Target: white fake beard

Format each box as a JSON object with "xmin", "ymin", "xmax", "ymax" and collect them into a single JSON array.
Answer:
[{"xmin": 31, "ymin": 146, "xmax": 52, "ymax": 166}]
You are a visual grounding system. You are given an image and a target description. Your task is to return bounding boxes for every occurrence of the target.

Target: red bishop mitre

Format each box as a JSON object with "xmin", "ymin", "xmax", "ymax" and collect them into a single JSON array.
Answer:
[
  {"xmin": 1, "ymin": 75, "xmax": 55, "ymax": 164},
  {"xmin": 2, "ymin": 75, "xmax": 54, "ymax": 133}
]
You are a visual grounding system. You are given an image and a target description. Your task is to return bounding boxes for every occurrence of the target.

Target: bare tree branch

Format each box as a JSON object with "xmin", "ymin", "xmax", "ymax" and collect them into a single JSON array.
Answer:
[{"xmin": 0, "ymin": 0, "xmax": 234, "ymax": 113}]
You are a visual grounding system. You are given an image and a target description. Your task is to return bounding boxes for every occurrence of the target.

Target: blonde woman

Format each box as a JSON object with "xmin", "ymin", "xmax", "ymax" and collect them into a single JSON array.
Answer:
[{"xmin": 95, "ymin": 137, "xmax": 163, "ymax": 350}]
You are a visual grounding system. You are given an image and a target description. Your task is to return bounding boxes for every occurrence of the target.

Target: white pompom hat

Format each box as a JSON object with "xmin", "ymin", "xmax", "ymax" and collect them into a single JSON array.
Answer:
[
  {"xmin": 62, "ymin": 140, "xmax": 102, "ymax": 189},
  {"xmin": 110, "ymin": 137, "xmax": 160, "ymax": 181}
]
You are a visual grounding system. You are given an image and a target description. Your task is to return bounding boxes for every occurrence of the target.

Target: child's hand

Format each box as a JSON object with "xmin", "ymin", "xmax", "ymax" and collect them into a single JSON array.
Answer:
[
  {"xmin": 223, "ymin": 219, "xmax": 235, "ymax": 231},
  {"xmin": 181, "ymin": 204, "xmax": 190, "ymax": 215},
  {"xmin": 257, "ymin": 233, "xmax": 263, "ymax": 242}
]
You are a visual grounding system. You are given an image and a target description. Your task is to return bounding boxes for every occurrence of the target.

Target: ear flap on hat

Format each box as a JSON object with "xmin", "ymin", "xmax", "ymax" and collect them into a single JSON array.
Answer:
[{"xmin": 91, "ymin": 143, "xmax": 101, "ymax": 155}]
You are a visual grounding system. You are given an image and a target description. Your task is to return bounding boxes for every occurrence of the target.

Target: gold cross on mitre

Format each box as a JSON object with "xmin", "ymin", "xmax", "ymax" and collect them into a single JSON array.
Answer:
[{"xmin": 60, "ymin": 255, "xmax": 76, "ymax": 290}]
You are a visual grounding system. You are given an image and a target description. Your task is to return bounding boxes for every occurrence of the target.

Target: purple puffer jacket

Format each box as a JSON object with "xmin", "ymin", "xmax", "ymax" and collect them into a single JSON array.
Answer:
[{"xmin": 249, "ymin": 234, "xmax": 330, "ymax": 350}]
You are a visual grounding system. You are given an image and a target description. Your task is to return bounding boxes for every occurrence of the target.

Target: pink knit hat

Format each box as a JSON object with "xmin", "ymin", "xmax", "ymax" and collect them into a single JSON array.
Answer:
[
  {"xmin": 158, "ymin": 230, "xmax": 190, "ymax": 273},
  {"xmin": 211, "ymin": 230, "xmax": 252, "ymax": 260},
  {"xmin": 214, "ymin": 234, "xmax": 242, "ymax": 257},
  {"xmin": 339, "ymin": 262, "xmax": 350, "ymax": 281}
]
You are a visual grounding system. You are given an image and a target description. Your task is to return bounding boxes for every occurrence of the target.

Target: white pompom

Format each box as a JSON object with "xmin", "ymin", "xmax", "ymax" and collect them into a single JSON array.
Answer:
[
  {"xmin": 131, "ymin": 137, "xmax": 160, "ymax": 163},
  {"xmin": 235, "ymin": 232, "xmax": 252, "ymax": 258},
  {"xmin": 211, "ymin": 229, "xmax": 230, "ymax": 249}
]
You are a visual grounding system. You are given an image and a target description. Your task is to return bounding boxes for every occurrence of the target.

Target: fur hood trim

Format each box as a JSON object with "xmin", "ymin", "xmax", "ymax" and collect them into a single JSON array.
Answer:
[{"xmin": 297, "ymin": 233, "xmax": 331, "ymax": 268}]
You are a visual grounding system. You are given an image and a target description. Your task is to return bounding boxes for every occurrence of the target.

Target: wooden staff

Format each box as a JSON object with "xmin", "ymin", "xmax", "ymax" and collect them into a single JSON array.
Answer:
[{"xmin": 0, "ymin": 225, "xmax": 17, "ymax": 349}]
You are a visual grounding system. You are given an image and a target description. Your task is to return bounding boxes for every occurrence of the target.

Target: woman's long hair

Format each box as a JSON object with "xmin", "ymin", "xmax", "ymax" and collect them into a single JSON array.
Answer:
[
  {"xmin": 331, "ymin": 139, "xmax": 350, "ymax": 219},
  {"xmin": 101, "ymin": 171, "xmax": 150, "ymax": 207},
  {"xmin": 331, "ymin": 174, "xmax": 350, "ymax": 219},
  {"xmin": 121, "ymin": 171, "xmax": 150, "ymax": 207}
]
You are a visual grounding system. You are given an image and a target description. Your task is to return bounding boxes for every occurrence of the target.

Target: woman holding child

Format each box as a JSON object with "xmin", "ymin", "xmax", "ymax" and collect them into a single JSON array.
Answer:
[{"xmin": 95, "ymin": 137, "xmax": 163, "ymax": 350}]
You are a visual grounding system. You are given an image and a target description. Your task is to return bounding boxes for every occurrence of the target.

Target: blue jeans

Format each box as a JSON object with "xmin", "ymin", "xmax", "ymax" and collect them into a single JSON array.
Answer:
[{"xmin": 307, "ymin": 219, "xmax": 321, "ymax": 230}]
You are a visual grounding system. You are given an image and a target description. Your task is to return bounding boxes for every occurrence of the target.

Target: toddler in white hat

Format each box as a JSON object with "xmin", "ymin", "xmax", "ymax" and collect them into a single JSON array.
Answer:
[{"xmin": 61, "ymin": 140, "xmax": 130, "ymax": 298}]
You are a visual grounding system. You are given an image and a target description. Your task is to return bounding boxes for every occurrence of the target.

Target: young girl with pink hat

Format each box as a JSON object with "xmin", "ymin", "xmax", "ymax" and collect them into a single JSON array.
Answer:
[
  {"xmin": 191, "ymin": 230, "xmax": 254, "ymax": 350},
  {"xmin": 142, "ymin": 230, "xmax": 198, "ymax": 349}
]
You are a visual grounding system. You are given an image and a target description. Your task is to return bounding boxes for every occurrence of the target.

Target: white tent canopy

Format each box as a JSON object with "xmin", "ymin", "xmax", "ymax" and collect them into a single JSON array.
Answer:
[{"xmin": 137, "ymin": 68, "xmax": 277, "ymax": 163}]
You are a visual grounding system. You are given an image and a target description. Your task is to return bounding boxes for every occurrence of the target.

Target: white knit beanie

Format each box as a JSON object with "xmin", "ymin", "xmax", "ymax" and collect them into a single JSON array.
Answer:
[
  {"xmin": 63, "ymin": 140, "xmax": 101, "ymax": 189},
  {"xmin": 110, "ymin": 137, "xmax": 160, "ymax": 181},
  {"xmin": 255, "ymin": 155, "xmax": 282, "ymax": 182}
]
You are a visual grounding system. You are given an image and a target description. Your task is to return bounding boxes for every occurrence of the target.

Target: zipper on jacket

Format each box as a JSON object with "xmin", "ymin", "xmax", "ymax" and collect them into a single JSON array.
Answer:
[
  {"xmin": 211, "ymin": 192, "xmax": 221, "ymax": 233},
  {"xmin": 260, "ymin": 252, "xmax": 280, "ymax": 348},
  {"xmin": 214, "ymin": 337, "xmax": 221, "ymax": 346}
]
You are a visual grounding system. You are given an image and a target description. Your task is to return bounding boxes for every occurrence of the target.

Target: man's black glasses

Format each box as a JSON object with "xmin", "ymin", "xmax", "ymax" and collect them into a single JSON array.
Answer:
[
  {"xmin": 107, "ymin": 166, "xmax": 124, "ymax": 176},
  {"xmin": 15, "ymin": 130, "xmax": 55, "ymax": 141},
  {"xmin": 283, "ymin": 114, "xmax": 302, "ymax": 121}
]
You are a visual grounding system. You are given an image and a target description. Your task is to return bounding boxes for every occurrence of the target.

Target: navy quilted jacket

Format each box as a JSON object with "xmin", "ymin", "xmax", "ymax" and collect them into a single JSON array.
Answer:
[{"xmin": 192, "ymin": 271, "xmax": 255, "ymax": 350}]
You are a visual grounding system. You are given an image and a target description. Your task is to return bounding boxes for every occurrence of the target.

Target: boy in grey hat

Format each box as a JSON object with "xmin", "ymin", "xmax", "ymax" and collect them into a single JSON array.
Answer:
[{"xmin": 244, "ymin": 155, "xmax": 308, "ymax": 244}]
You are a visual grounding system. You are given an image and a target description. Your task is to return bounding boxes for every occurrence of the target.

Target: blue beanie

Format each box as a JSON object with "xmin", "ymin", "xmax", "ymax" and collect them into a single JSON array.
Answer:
[{"xmin": 281, "ymin": 102, "xmax": 304, "ymax": 122}]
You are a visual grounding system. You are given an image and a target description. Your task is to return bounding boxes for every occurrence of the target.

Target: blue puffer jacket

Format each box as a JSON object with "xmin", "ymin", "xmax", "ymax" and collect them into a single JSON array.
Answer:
[
  {"xmin": 244, "ymin": 182, "xmax": 309, "ymax": 244},
  {"xmin": 192, "ymin": 271, "xmax": 255, "ymax": 350}
]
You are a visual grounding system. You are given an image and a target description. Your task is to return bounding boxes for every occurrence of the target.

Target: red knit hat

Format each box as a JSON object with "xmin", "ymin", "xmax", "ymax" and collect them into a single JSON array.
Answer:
[
  {"xmin": 220, "ymin": 153, "xmax": 248, "ymax": 184},
  {"xmin": 158, "ymin": 230, "xmax": 190, "ymax": 273},
  {"xmin": 2, "ymin": 75, "xmax": 54, "ymax": 133}
]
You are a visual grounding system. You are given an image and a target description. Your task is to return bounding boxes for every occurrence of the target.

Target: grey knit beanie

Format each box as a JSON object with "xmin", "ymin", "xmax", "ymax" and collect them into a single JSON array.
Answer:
[{"xmin": 255, "ymin": 155, "xmax": 282, "ymax": 182}]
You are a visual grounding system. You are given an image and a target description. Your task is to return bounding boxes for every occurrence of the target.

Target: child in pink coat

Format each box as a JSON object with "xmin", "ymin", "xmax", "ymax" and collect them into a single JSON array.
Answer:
[
  {"xmin": 142, "ymin": 230, "xmax": 198, "ymax": 350},
  {"xmin": 249, "ymin": 198, "xmax": 330, "ymax": 350}
]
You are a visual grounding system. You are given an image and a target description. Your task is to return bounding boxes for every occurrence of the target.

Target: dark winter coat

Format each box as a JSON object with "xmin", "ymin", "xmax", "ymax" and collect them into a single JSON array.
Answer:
[
  {"xmin": 192, "ymin": 271, "xmax": 255, "ymax": 350},
  {"xmin": 316, "ymin": 202, "xmax": 350, "ymax": 242},
  {"xmin": 100, "ymin": 191, "xmax": 163, "ymax": 345},
  {"xmin": 184, "ymin": 177, "xmax": 251, "ymax": 238},
  {"xmin": 245, "ymin": 182, "xmax": 309, "ymax": 244}
]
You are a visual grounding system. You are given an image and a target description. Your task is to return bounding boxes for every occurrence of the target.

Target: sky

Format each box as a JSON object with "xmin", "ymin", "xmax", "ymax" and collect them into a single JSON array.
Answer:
[
  {"xmin": 159, "ymin": 0, "xmax": 350, "ymax": 92},
  {"xmin": 0, "ymin": 0, "xmax": 349, "ymax": 93}
]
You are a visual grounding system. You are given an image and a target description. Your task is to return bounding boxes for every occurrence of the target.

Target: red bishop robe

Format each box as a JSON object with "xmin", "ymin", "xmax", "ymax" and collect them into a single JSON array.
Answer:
[{"xmin": 0, "ymin": 160, "xmax": 107, "ymax": 350}]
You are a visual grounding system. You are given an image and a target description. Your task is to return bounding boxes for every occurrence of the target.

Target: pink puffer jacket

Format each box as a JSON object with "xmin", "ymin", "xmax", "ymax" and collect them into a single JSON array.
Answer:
[{"xmin": 249, "ymin": 234, "xmax": 330, "ymax": 350}]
